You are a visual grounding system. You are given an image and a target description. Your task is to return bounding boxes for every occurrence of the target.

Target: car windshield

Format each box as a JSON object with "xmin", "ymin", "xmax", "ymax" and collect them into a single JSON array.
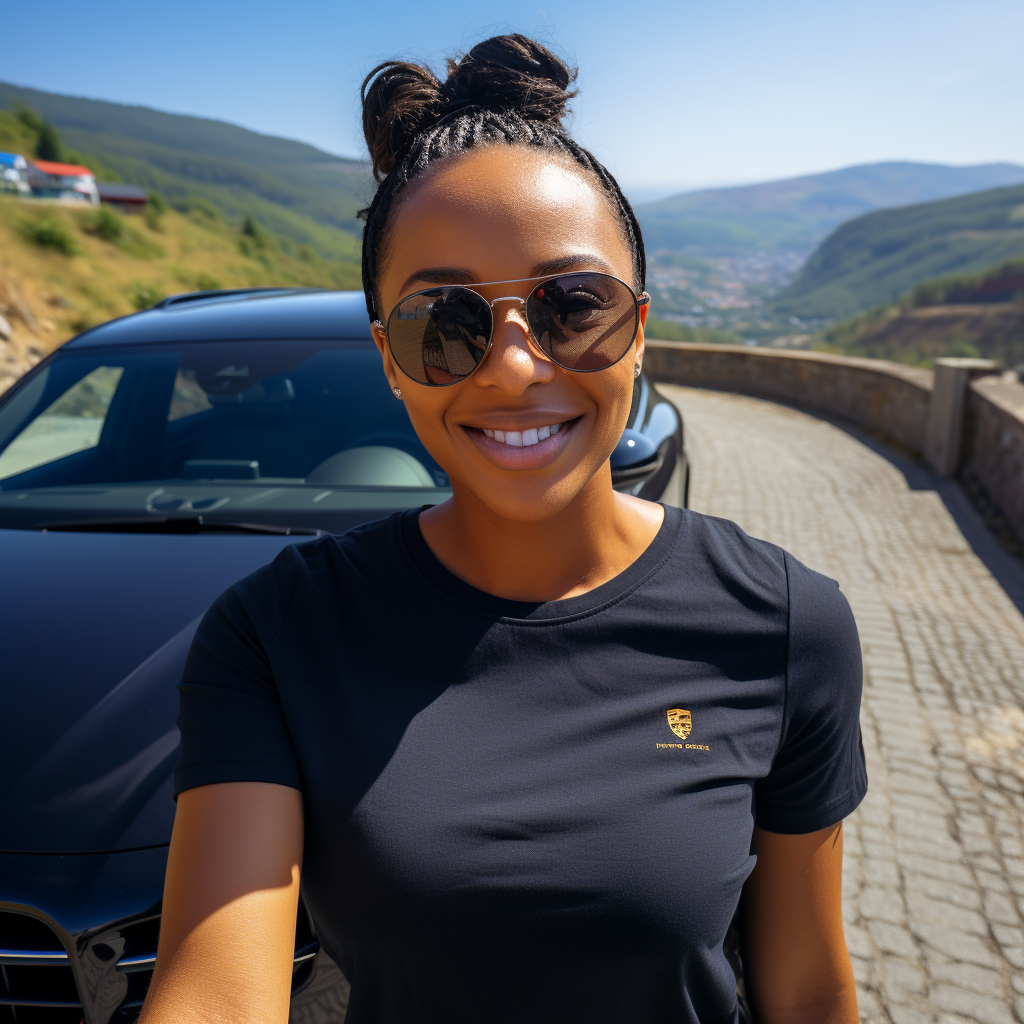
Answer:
[{"xmin": 0, "ymin": 340, "xmax": 450, "ymax": 532}]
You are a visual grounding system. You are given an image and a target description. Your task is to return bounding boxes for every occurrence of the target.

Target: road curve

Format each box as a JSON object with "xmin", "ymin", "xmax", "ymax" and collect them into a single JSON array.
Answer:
[{"xmin": 661, "ymin": 383, "xmax": 1024, "ymax": 1024}]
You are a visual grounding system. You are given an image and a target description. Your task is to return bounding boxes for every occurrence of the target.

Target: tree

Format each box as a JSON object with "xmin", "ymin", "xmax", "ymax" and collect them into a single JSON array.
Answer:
[
  {"xmin": 241, "ymin": 214, "xmax": 268, "ymax": 248},
  {"xmin": 35, "ymin": 122, "xmax": 63, "ymax": 162}
]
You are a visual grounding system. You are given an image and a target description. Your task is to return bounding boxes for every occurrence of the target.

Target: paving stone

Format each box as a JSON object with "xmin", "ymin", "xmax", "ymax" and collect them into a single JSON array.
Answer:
[
  {"xmin": 905, "ymin": 893, "xmax": 989, "ymax": 935},
  {"xmin": 982, "ymin": 891, "xmax": 1020, "ymax": 926},
  {"xmin": 877, "ymin": 956, "xmax": 927, "ymax": 999},
  {"xmin": 929, "ymin": 985, "xmax": 1015, "ymax": 1024},
  {"xmin": 928, "ymin": 961, "xmax": 1006, "ymax": 996},
  {"xmin": 919, "ymin": 930, "xmax": 1000, "ymax": 969},
  {"xmin": 861, "ymin": 885, "xmax": 907, "ymax": 924},
  {"xmin": 663, "ymin": 386, "xmax": 1024, "ymax": 1024}
]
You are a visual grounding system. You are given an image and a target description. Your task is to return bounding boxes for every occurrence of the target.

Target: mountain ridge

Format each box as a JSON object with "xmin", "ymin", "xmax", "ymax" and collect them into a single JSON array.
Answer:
[{"xmin": 635, "ymin": 161, "xmax": 1024, "ymax": 258}]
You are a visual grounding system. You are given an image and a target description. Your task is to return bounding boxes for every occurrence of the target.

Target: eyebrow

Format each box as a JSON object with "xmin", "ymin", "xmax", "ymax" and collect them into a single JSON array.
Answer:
[{"xmin": 397, "ymin": 253, "xmax": 619, "ymax": 296}]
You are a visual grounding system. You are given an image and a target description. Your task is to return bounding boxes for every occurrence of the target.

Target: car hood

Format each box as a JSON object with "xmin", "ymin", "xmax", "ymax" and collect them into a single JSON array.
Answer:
[{"xmin": 0, "ymin": 528, "xmax": 312, "ymax": 853}]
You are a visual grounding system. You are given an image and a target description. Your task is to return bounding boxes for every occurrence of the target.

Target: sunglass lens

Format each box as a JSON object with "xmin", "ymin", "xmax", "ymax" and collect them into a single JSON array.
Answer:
[
  {"xmin": 387, "ymin": 287, "xmax": 491, "ymax": 385},
  {"xmin": 526, "ymin": 274, "xmax": 638, "ymax": 371}
]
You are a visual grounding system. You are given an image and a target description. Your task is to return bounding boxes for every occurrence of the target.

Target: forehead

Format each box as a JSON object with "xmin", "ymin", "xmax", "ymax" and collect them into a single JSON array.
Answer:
[{"xmin": 380, "ymin": 146, "xmax": 632, "ymax": 298}]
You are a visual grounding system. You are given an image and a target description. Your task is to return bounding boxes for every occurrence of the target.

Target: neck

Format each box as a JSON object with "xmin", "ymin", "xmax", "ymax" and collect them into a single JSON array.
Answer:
[{"xmin": 418, "ymin": 469, "xmax": 664, "ymax": 602}]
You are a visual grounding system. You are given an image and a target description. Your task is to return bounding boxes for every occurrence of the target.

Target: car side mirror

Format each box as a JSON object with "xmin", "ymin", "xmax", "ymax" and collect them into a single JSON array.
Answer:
[{"xmin": 610, "ymin": 428, "xmax": 658, "ymax": 469}]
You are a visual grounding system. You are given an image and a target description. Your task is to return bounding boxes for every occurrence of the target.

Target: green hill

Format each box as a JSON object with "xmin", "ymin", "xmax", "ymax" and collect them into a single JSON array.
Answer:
[
  {"xmin": 635, "ymin": 162, "xmax": 1024, "ymax": 258},
  {"xmin": 814, "ymin": 259, "xmax": 1024, "ymax": 368},
  {"xmin": 0, "ymin": 80, "xmax": 371, "ymax": 263},
  {"xmin": 772, "ymin": 184, "xmax": 1024, "ymax": 321}
]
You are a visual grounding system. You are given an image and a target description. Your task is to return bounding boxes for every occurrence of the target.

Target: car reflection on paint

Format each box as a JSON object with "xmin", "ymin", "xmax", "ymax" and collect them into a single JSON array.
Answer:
[{"xmin": 0, "ymin": 287, "xmax": 687, "ymax": 1023}]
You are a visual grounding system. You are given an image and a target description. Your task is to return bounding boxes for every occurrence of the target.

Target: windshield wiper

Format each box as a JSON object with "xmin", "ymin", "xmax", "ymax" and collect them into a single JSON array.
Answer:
[{"xmin": 37, "ymin": 516, "xmax": 324, "ymax": 536}]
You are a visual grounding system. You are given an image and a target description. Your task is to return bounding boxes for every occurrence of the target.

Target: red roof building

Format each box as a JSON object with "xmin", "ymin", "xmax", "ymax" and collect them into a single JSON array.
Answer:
[
  {"xmin": 28, "ymin": 160, "xmax": 98, "ymax": 204},
  {"xmin": 32, "ymin": 160, "xmax": 94, "ymax": 178}
]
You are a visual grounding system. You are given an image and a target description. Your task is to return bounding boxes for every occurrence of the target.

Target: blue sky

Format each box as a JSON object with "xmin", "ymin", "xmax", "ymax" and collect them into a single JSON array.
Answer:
[{"xmin": 4, "ymin": 0, "xmax": 1023, "ymax": 201}]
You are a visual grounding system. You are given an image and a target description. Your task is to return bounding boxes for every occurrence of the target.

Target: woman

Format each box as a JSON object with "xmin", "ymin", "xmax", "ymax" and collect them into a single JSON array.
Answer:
[{"xmin": 141, "ymin": 35, "xmax": 866, "ymax": 1024}]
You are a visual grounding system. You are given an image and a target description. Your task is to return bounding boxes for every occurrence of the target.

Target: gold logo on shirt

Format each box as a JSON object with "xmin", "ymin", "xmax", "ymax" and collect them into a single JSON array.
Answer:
[{"xmin": 667, "ymin": 708, "xmax": 692, "ymax": 740}]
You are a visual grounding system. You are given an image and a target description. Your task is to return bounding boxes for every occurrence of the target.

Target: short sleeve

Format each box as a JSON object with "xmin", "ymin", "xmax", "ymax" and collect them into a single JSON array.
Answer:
[
  {"xmin": 174, "ymin": 565, "xmax": 303, "ymax": 798},
  {"xmin": 754, "ymin": 552, "xmax": 867, "ymax": 834}
]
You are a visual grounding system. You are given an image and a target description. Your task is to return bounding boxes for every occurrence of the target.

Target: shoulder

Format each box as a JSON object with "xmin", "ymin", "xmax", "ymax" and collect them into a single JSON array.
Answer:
[
  {"xmin": 673, "ymin": 508, "xmax": 788, "ymax": 609},
  {"xmin": 783, "ymin": 550, "xmax": 860, "ymax": 688},
  {"xmin": 210, "ymin": 511, "xmax": 408, "ymax": 639}
]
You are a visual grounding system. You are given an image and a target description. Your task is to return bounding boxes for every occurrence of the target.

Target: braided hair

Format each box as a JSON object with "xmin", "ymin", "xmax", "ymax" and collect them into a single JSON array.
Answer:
[{"xmin": 359, "ymin": 34, "xmax": 646, "ymax": 323}]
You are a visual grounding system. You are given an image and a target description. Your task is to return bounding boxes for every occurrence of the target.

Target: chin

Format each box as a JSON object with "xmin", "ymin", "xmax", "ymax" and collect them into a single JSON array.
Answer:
[{"xmin": 454, "ymin": 466, "xmax": 608, "ymax": 523}]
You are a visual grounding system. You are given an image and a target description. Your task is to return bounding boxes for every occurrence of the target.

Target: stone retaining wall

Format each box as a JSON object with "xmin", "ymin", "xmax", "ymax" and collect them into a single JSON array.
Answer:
[
  {"xmin": 645, "ymin": 339, "xmax": 1024, "ymax": 548},
  {"xmin": 644, "ymin": 341, "xmax": 932, "ymax": 453},
  {"xmin": 965, "ymin": 377, "xmax": 1024, "ymax": 549}
]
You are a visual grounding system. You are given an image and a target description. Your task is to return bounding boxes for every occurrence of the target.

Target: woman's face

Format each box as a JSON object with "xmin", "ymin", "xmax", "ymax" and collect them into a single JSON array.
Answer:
[{"xmin": 371, "ymin": 145, "xmax": 645, "ymax": 522}]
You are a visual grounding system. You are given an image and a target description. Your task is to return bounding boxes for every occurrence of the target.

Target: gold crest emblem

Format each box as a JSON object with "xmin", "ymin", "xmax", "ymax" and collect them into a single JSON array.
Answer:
[{"xmin": 667, "ymin": 708, "xmax": 692, "ymax": 740}]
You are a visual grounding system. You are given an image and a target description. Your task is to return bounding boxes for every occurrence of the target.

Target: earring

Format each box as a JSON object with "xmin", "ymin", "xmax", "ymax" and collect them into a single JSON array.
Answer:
[
  {"xmin": 392, "ymin": 386, "xmax": 402, "ymax": 399},
  {"xmin": 373, "ymin": 320, "xmax": 385, "ymax": 331},
  {"xmin": 633, "ymin": 362, "xmax": 642, "ymax": 379}
]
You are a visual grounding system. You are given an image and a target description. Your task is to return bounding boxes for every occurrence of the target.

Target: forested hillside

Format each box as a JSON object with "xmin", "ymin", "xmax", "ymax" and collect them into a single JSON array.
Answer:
[
  {"xmin": 813, "ymin": 259, "xmax": 1024, "ymax": 368},
  {"xmin": 0, "ymin": 81, "xmax": 370, "ymax": 262},
  {"xmin": 771, "ymin": 184, "xmax": 1024, "ymax": 321}
]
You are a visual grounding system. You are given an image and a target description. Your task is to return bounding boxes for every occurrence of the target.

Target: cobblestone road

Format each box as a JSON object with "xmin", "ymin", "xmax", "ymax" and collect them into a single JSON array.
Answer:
[{"xmin": 660, "ymin": 385, "xmax": 1024, "ymax": 1024}]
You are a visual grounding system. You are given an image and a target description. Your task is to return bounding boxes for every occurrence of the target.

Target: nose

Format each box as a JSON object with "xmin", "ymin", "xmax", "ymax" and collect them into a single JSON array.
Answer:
[{"xmin": 471, "ymin": 303, "xmax": 555, "ymax": 395}]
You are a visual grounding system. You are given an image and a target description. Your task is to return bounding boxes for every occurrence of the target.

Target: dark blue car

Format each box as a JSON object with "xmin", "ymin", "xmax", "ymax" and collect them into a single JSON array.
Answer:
[{"xmin": 0, "ymin": 288, "xmax": 686, "ymax": 1024}]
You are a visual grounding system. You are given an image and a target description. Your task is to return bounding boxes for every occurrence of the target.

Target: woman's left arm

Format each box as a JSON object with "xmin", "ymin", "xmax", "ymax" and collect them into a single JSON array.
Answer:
[{"xmin": 741, "ymin": 822, "xmax": 858, "ymax": 1024}]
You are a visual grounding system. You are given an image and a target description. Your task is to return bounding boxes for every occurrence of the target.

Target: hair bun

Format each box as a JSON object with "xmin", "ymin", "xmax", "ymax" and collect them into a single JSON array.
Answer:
[
  {"xmin": 361, "ymin": 35, "xmax": 577, "ymax": 181},
  {"xmin": 441, "ymin": 35, "xmax": 576, "ymax": 123},
  {"xmin": 361, "ymin": 61, "xmax": 443, "ymax": 181}
]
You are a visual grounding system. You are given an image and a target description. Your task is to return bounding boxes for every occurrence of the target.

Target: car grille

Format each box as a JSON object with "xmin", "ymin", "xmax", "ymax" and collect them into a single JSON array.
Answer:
[
  {"xmin": 0, "ymin": 911, "xmax": 81, "ymax": 1023},
  {"xmin": 1, "ymin": 906, "xmax": 319, "ymax": 1024}
]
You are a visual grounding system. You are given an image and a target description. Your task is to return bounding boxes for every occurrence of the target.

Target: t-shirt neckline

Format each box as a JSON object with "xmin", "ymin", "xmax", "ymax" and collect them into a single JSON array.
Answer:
[{"xmin": 398, "ymin": 503, "xmax": 683, "ymax": 623}]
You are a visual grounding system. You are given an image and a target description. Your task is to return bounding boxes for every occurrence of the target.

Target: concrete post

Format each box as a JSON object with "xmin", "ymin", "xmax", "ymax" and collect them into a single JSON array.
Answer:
[{"xmin": 924, "ymin": 358, "xmax": 998, "ymax": 476}]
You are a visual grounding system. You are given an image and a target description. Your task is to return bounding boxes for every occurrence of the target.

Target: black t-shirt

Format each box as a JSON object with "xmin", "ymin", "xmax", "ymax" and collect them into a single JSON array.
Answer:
[{"xmin": 175, "ymin": 505, "xmax": 866, "ymax": 1024}]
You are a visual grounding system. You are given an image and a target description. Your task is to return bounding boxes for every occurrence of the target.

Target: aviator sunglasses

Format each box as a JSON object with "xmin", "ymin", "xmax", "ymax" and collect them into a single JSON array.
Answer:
[{"xmin": 377, "ymin": 272, "xmax": 650, "ymax": 387}]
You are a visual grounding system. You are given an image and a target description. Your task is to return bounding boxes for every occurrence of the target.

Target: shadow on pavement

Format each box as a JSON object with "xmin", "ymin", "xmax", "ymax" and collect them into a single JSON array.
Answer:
[{"xmin": 821, "ymin": 416, "xmax": 1024, "ymax": 618}]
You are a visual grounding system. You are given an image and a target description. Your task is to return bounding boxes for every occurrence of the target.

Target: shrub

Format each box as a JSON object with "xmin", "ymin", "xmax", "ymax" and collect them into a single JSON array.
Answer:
[
  {"xmin": 129, "ymin": 282, "xmax": 165, "ymax": 311},
  {"xmin": 171, "ymin": 196, "xmax": 220, "ymax": 222},
  {"xmin": 16, "ymin": 107, "xmax": 44, "ymax": 134},
  {"xmin": 18, "ymin": 217, "xmax": 80, "ymax": 255},
  {"xmin": 192, "ymin": 273, "xmax": 222, "ymax": 291},
  {"xmin": 80, "ymin": 207, "xmax": 125, "ymax": 243},
  {"xmin": 241, "ymin": 215, "xmax": 268, "ymax": 248},
  {"xmin": 145, "ymin": 191, "xmax": 166, "ymax": 231}
]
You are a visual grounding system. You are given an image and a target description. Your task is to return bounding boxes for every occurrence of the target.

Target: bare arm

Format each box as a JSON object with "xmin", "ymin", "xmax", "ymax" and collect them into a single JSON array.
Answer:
[
  {"xmin": 741, "ymin": 823, "xmax": 858, "ymax": 1024},
  {"xmin": 139, "ymin": 782, "xmax": 304, "ymax": 1024}
]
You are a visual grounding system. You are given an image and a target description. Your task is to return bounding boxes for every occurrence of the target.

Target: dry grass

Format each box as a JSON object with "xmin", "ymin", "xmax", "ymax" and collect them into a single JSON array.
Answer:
[{"xmin": 0, "ymin": 196, "xmax": 361, "ymax": 394}]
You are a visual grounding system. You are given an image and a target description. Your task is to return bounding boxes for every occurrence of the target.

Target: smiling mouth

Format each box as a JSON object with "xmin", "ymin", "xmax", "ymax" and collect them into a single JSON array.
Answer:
[{"xmin": 472, "ymin": 418, "xmax": 578, "ymax": 447}]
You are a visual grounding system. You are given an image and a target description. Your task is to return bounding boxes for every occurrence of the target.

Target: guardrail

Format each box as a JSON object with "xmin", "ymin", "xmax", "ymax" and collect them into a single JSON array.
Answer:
[{"xmin": 645, "ymin": 339, "xmax": 1024, "ymax": 550}]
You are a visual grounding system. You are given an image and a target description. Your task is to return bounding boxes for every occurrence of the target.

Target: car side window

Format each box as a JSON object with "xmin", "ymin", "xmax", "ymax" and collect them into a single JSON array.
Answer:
[{"xmin": 0, "ymin": 365, "xmax": 124, "ymax": 479}]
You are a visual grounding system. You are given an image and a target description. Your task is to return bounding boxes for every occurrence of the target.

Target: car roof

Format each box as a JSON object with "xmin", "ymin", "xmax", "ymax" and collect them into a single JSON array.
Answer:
[{"xmin": 65, "ymin": 288, "xmax": 373, "ymax": 349}]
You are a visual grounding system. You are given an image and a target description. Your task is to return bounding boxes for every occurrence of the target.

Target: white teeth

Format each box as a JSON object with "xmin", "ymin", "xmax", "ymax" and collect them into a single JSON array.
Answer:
[{"xmin": 480, "ymin": 421, "xmax": 568, "ymax": 446}]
